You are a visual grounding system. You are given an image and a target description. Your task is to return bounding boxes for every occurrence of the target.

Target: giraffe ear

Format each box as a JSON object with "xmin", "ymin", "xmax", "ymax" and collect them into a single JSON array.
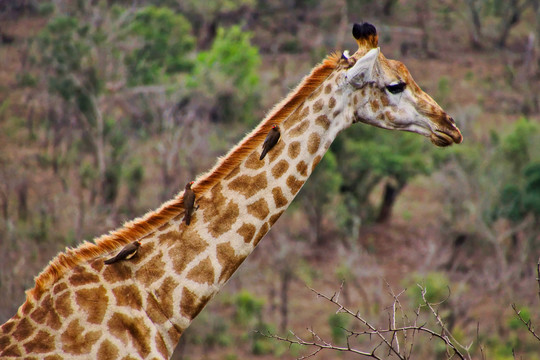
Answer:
[{"xmin": 345, "ymin": 47, "xmax": 380, "ymax": 87}]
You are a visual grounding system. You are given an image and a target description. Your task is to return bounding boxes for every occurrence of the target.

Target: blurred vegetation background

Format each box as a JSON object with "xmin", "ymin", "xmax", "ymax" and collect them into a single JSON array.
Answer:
[{"xmin": 1, "ymin": 0, "xmax": 540, "ymax": 359}]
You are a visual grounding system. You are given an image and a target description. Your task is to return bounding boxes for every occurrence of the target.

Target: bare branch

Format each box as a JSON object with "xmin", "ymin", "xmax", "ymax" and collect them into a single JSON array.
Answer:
[
  {"xmin": 537, "ymin": 257, "xmax": 540, "ymax": 304},
  {"xmin": 418, "ymin": 284, "xmax": 472, "ymax": 358},
  {"xmin": 511, "ymin": 303, "xmax": 540, "ymax": 342}
]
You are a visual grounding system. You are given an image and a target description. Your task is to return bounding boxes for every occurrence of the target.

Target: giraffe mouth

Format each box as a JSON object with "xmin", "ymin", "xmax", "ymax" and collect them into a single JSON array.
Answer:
[{"xmin": 430, "ymin": 129, "xmax": 462, "ymax": 147}]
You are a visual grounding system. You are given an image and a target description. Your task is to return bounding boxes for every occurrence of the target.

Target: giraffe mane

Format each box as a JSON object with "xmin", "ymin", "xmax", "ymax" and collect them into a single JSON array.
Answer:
[{"xmin": 27, "ymin": 52, "xmax": 340, "ymax": 303}]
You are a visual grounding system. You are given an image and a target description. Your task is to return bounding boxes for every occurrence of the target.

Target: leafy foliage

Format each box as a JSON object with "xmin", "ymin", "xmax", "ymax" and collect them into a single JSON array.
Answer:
[
  {"xmin": 333, "ymin": 125, "xmax": 433, "ymax": 224},
  {"xmin": 187, "ymin": 25, "xmax": 261, "ymax": 124},
  {"xmin": 126, "ymin": 6, "xmax": 195, "ymax": 85}
]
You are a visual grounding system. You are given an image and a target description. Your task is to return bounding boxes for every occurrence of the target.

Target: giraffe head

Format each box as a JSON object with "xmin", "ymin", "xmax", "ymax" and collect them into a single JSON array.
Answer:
[{"xmin": 339, "ymin": 23, "xmax": 462, "ymax": 146}]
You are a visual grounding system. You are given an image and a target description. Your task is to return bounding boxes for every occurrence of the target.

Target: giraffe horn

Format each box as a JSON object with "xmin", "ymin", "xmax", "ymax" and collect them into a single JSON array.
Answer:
[{"xmin": 352, "ymin": 22, "xmax": 378, "ymax": 50}]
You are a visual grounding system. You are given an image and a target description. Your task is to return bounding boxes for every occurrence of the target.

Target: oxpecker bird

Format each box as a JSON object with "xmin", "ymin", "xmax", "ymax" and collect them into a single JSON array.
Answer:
[
  {"xmin": 104, "ymin": 241, "xmax": 141, "ymax": 265},
  {"xmin": 260, "ymin": 125, "xmax": 281, "ymax": 160},
  {"xmin": 183, "ymin": 181, "xmax": 196, "ymax": 225}
]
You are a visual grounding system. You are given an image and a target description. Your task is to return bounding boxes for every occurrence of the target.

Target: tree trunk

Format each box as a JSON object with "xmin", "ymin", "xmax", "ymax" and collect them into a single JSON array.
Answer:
[
  {"xmin": 16, "ymin": 179, "xmax": 28, "ymax": 222},
  {"xmin": 279, "ymin": 267, "xmax": 292, "ymax": 333},
  {"xmin": 465, "ymin": 0, "xmax": 484, "ymax": 49},
  {"xmin": 382, "ymin": 0, "xmax": 398, "ymax": 16},
  {"xmin": 376, "ymin": 180, "xmax": 406, "ymax": 224}
]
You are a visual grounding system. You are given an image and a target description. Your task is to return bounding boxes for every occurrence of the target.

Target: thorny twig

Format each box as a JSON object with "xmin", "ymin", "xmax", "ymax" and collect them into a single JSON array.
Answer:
[
  {"xmin": 511, "ymin": 304, "xmax": 540, "ymax": 342},
  {"xmin": 260, "ymin": 284, "xmax": 472, "ymax": 359},
  {"xmin": 418, "ymin": 284, "xmax": 473, "ymax": 358},
  {"xmin": 509, "ymin": 257, "xmax": 540, "ymax": 345}
]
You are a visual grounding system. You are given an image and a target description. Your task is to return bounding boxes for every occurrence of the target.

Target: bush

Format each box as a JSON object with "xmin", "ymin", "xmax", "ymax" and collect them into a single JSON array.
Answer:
[{"xmin": 187, "ymin": 25, "xmax": 261, "ymax": 125}]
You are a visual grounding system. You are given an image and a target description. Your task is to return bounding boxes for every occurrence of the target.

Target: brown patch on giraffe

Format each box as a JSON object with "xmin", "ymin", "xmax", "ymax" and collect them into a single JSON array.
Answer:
[
  {"xmin": 237, "ymin": 223, "xmax": 256, "ymax": 243},
  {"xmin": 307, "ymin": 133, "xmax": 321, "ymax": 155},
  {"xmin": 216, "ymin": 243, "xmax": 248, "ymax": 283},
  {"xmin": 135, "ymin": 252, "xmax": 166, "ymax": 287},
  {"xmin": 271, "ymin": 160, "xmax": 289, "ymax": 179},
  {"xmin": 113, "ymin": 284, "xmax": 143, "ymax": 309},
  {"xmin": 90, "ymin": 257, "xmax": 105, "ymax": 272},
  {"xmin": 311, "ymin": 155, "xmax": 322, "ymax": 172},
  {"xmin": 107, "ymin": 313, "xmax": 152, "ymax": 358},
  {"xmin": 103, "ymin": 261, "xmax": 134, "ymax": 283},
  {"xmin": 145, "ymin": 293, "xmax": 169, "ymax": 325},
  {"xmin": 228, "ymin": 173, "xmax": 268, "ymax": 198},
  {"xmin": 23, "ymin": 330, "xmax": 54, "ymax": 353},
  {"xmin": 385, "ymin": 111, "xmax": 395, "ymax": 122},
  {"xmin": 328, "ymin": 97, "xmax": 336, "ymax": 109},
  {"xmin": 288, "ymin": 141, "xmax": 301, "ymax": 159},
  {"xmin": 247, "ymin": 198, "xmax": 270, "ymax": 220},
  {"xmin": 300, "ymin": 105, "xmax": 310, "ymax": 118},
  {"xmin": 199, "ymin": 184, "xmax": 240, "ymax": 237},
  {"xmin": 30, "ymin": 294, "xmax": 61, "ymax": 330},
  {"xmin": 224, "ymin": 164, "xmax": 241, "ymax": 179},
  {"xmin": 267, "ymin": 138, "xmax": 285, "ymax": 162},
  {"xmin": 122, "ymin": 356, "xmax": 139, "ymax": 360},
  {"xmin": 380, "ymin": 93, "xmax": 390, "ymax": 106},
  {"xmin": 158, "ymin": 230, "xmax": 182, "ymax": 246},
  {"xmin": 286, "ymin": 175, "xmax": 305, "ymax": 195},
  {"xmin": 75, "ymin": 285, "xmax": 108, "ymax": 324},
  {"xmin": 269, "ymin": 210, "xmax": 285, "ymax": 226},
  {"xmin": 333, "ymin": 109, "xmax": 341, "ymax": 118},
  {"xmin": 312, "ymin": 99, "xmax": 324, "ymax": 113},
  {"xmin": 354, "ymin": 94, "xmax": 359, "ymax": 105},
  {"xmin": 169, "ymin": 327, "xmax": 181, "ymax": 345},
  {"xmin": 187, "ymin": 257, "xmax": 215, "ymax": 285},
  {"xmin": 156, "ymin": 332, "xmax": 169, "ymax": 359},
  {"xmin": 169, "ymin": 233, "xmax": 208, "ymax": 274},
  {"xmin": 370, "ymin": 99, "xmax": 380, "ymax": 112},
  {"xmin": 180, "ymin": 288, "xmax": 212, "ymax": 320},
  {"xmin": 315, "ymin": 115, "xmax": 330, "ymax": 130},
  {"xmin": 69, "ymin": 266, "xmax": 100, "ymax": 286},
  {"xmin": 12, "ymin": 317, "xmax": 33, "ymax": 342},
  {"xmin": 44, "ymin": 356, "xmax": 62, "ymax": 360},
  {"xmin": 1, "ymin": 344, "xmax": 21, "ymax": 357},
  {"xmin": 296, "ymin": 161, "xmax": 309, "ymax": 177},
  {"xmin": 21, "ymin": 301, "xmax": 33, "ymax": 315},
  {"xmin": 282, "ymin": 108, "xmax": 302, "ymax": 131},
  {"xmin": 244, "ymin": 152, "xmax": 264, "ymax": 170},
  {"xmin": 289, "ymin": 120, "xmax": 309, "ymax": 138},
  {"xmin": 154, "ymin": 276, "xmax": 178, "ymax": 319},
  {"xmin": 324, "ymin": 84, "xmax": 332, "ymax": 94},
  {"xmin": 55, "ymin": 291, "xmax": 73, "ymax": 319},
  {"xmin": 1, "ymin": 319, "xmax": 16, "ymax": 334},
  {"xmin": 97, "ymin": 339, "xmax": 119, "ymax": 360},
  {"xmin": 253, "ymin": 222, "xmax": 270, "ymax": 245},
  {"xmin": 272, "ymin": 187, "xmax": 288, "ymax": 208},
  {"xmin": 61, "ymin": 319, "xmax": 101, "ymax": 355}
]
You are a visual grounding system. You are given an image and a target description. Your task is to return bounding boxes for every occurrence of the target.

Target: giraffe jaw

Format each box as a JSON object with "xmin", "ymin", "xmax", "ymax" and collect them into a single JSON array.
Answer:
[{"xmin": 430, "ymin": 128, "xmax": 463, "ymax": 147}]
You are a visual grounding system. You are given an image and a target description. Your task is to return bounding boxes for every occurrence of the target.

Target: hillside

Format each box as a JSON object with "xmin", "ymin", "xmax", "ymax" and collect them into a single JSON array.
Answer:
[{"xmin": 1, "ymin": 1, "xmax": 540, "ymax": 359}]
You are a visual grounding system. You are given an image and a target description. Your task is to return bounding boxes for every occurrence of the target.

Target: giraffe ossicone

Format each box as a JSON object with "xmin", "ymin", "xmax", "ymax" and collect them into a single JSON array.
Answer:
[{"xmin": 0, "ymin": 22, "xmax": 462, "ymax": 359}]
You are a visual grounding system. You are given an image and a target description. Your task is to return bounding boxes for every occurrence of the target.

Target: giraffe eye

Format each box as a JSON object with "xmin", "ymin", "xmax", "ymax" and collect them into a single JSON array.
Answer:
[{"xmin": 386, "ymin": 82, "xmax": 406, "ymax": 94}]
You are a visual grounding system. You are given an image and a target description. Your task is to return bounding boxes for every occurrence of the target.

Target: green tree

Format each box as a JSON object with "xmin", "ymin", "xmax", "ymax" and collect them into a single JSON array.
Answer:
[
  {"xmin": 187, "ymin": 25, "xmax": 261, "ymax": 125},
  {"xmin": 333, "ymin": 126, "xmax": 433, "ymax": 226},
  {"xmin": 126, "ymin": 6, "xmax": 195, "ymax": 86}
]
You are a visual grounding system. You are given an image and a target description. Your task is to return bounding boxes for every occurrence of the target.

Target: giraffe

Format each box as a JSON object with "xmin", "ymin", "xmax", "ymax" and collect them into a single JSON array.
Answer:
[{"xmin": 0, "ymin": 23, "xmax": 462, "ymax": 359}]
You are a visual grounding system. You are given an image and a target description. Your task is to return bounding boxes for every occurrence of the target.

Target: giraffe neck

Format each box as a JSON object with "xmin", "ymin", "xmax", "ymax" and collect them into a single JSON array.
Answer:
[{"xmin": 0, "ymin": 57, "xmax": 346, "ymax": 360}]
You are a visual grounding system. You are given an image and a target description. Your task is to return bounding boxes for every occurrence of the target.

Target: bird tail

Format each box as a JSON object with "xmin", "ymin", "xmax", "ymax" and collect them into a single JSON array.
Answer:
[
  {"xmin": 184, "ymin": 213, "xmax": 191, "ymax": 225},
  {"xmin": 104, "ymin": 257, "xmax": 116, "ymax": 265},
  {"xmin": 259, "ymin": 151, "xmax": 267, "ymax": 160}
]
